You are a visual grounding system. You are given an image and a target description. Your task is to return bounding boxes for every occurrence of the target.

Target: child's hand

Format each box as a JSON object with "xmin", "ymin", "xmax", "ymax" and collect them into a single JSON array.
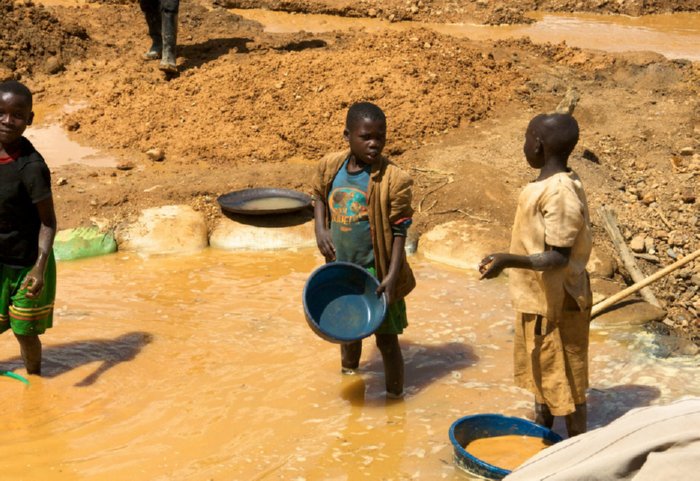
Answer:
[
  {"xmin": 376, "ymin": 274, "xmax": 397, "ymax": 305},
  {"xmin": 315, "ymin": 227, "xmax": 336, "ymax": 262},
  {"xmin": 478, "ymin": 254, "xmax": 507, "ymax": 280},
  {"xmin": 20, "ymin": 267, "xmax": 45, "ymax": 299}
]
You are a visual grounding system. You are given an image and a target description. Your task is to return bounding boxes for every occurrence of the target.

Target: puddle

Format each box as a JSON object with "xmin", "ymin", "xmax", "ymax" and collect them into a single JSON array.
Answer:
[
  {"xmin": 0, "ymin": 249, "xmax": 696, "ymax": 480},
  {"xmin": 24, "ymin": 124, "xmax": 118, "ymax": 169},
  {"xmin": 24, "ymin": 101, "xmax": 118, "ymax": 169},
  {"xmin": 232, "ymin": 8, "xmax": 700, "ymax": 61}
]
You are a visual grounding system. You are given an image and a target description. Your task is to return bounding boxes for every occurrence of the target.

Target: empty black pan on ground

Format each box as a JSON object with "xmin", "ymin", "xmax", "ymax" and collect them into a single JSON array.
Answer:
[{"xmin": 217, "ymin": 188, "xmax": 313, "ymax": 215}]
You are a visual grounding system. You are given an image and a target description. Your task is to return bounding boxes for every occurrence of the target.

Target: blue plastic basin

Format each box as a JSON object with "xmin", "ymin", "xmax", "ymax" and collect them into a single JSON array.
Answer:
[
  {"xmin": 449, "ymin": 414, "xmax": 563, "ymax": 480},
  {"xmin": 303, "ymin": 262, "xmax": 387, "ymax": 343}
]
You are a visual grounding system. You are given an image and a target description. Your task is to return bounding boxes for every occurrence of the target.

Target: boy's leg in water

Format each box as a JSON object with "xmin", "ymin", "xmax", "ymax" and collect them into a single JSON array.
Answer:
[
  {"xmin": 565, "ymin": 403, "xmax": 587, "ymax": 437},
  {"xmin": 535, "ymin": 401, "xmax": 554, "ymax": 429},
  {"xmin": 139, "ymin": 0, "xmax": 162, "ymax": 59},
  {"xmin": 341, "ymin": 341, "xmax": 362, "ymax": 374},
  {"xmin": 159, "ymin": 0, "xmax": 179, "ymax": 72},
  {"xmin": 376, "ymin": 333, "xmax": 404, "ymax": 397},
  {"xmin": 14, "ymin": 333, "xmax": 41, "ymax": 375}
]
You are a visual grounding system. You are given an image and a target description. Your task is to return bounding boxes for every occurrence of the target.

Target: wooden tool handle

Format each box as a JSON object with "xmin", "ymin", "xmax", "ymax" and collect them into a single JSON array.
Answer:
[{"xmin": 592, "ymin": 248, "xmax": 700, "ymax": 317}]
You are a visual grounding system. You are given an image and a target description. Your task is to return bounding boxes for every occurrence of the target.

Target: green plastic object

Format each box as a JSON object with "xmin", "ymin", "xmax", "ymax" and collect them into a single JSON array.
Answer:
[
  {"xmin": 53, "ymin": 226, "xmax": 117, "ymax": 261},
  {"xmin": 1, "ymin": 370, "xmax": 30, "ymax": 385}
]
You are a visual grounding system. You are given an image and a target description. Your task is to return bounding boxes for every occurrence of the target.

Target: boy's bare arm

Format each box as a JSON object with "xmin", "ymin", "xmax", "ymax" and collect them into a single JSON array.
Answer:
[
  {"xmin": 376, "ymin": 235, "xmax": 406, "ymax": 305},
  {"xmin": 313, "ymin": 199, "xmax": 336, "ymax": 262},
  {"xmin": 20, "ymin": 196, "xmax": 57, "ymax": 298},
  {"xmin": 478, "ymin": 246, "xmax": 570, "ymax": 280}
]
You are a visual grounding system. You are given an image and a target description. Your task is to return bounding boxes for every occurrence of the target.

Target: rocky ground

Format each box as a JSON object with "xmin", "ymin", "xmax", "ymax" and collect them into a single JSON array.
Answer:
[
  {"xmin": 213, "ymin": 0, "xmax": 700, "ymax": 25},
  {"xmin": 1, "ymin": 0, "xmax": 698, "ymax": 347}
]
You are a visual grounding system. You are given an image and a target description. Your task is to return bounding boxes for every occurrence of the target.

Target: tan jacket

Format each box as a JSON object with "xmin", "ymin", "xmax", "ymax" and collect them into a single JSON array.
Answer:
[{"xmin": 311, "ymin": 150, "xmax": 416, "ymax": 301}]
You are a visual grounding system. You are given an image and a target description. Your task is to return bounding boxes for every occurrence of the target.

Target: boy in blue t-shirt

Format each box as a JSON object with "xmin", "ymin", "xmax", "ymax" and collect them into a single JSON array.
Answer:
[{"xmin": 312, "ymin": 102, "xmax": 416, "ymax": 398}]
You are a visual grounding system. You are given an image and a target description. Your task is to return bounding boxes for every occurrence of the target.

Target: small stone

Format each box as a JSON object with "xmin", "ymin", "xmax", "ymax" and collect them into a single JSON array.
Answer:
[
  {"xmin": 681, "ymin": 189, "xmax": 696, "ymax": 204},
  {"xmin": 44, "ymin": 56, "xmax": 64, "ymax": 75},
  {"xmin": 116, "ymin": 161, "xmax": 135, "ymax": 171},
  {"xmin": 640, "ymin": 191, "xmax": 656, "ymax": 205},
  {"xmin": 368, "ymin": 8, "xmax": 378, "ymax": 16},
  {"xmin": 644, "ymin": 237, "xmax": 655, "ymax": 254},
  {"xmin": 65, "ymin": 120, "xmax": 80, "ymax": 132},
  {"xmin": 146, "ymin": 148, "xmax": 164, "ymax": 162},
  {"xmin": 629, "ymin": 235, "xmax": 646, "ymax": 253},
  {"xmin": 679, "ymin": 147, "xmax": 694, "ymax": 156},
  {"xmin": 56, "ymin": 177, "xmax": 68, "ymax": 186}
]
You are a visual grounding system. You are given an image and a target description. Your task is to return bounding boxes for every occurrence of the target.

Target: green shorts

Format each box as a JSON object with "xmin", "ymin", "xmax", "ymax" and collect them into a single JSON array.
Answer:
[
  {"xmin": 0, "ymin": 253, "xmax": 56, "ymax": 336},
  {"xmin": 367, "ymin": 265, "xmax": 408, "ymax": 335}
]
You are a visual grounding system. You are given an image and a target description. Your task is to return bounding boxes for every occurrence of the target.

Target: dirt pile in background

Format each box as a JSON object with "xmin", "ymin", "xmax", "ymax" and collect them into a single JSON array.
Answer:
[
  {"xmin": 0, "ymin": 0, "xmax": 89, "ymax": 79},
  {"xmin": 63, "ymin": 28, "xmax": 523, "ymax": 165},
  {"xmin": 214, "ymin": 0, "xmax": 700, "ymax": 24}
]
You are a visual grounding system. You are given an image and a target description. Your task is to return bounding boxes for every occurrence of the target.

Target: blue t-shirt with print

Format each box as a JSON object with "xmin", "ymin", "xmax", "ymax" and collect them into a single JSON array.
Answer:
[{"xmin": 329, "ymin": 159, "xmax": 374, "ymax": 268}]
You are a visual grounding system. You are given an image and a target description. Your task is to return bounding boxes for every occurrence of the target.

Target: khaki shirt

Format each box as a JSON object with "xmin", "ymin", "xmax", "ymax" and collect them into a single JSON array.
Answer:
[
  {"xmin": 312, "ymin": 150, "xmax": 416, "ymax": 301},
  {"xmin": 508, "ymin": 171, "xmax": 592, "ymax": 320}
]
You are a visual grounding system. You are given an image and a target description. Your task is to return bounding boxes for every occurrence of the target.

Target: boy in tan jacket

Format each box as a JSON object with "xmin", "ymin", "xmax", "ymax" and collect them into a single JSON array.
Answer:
[{"xmin": 312, "ymin": 102, "xmax": 415, "ymax": 398}]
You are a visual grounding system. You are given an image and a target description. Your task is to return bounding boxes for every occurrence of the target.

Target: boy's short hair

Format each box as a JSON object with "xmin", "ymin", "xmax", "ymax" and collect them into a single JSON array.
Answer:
[
  {"xmin": 533, "ymin": 113, "xmax": 579, "ymax": 158},
  {"xmin": 0, "ymin": 80, "xmax": 33, "ymax": 109},
  {"xmin": 346, "ymin": 102, "xmax": 386, "ymax": 129}
]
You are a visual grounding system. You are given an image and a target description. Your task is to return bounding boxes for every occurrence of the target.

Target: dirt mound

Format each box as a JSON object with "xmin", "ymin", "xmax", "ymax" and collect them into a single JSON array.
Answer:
[
  {"xmin": 0, "ymin": 0, "xmax": 89, "ymax": 79},
  {"xmin": 214, "ymin": 0, "xmax": 700, "ymax": 24},
  {"xmin": 64, "ymin": 28, "xmax": 522, "ymax": 166}
]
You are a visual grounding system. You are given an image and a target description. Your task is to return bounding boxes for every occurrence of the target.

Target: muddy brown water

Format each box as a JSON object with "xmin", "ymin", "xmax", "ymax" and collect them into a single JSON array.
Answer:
[
  {"xmin": 1, "ymin": 249, "xmax": 697, "ymax": 480},
  {"xmin": 465, "ymin": 435, "xmax": 553, "ymax": 472},
  {"xmin": 231, "ymin": 9, "xmax": 700, "ymax": 61}
]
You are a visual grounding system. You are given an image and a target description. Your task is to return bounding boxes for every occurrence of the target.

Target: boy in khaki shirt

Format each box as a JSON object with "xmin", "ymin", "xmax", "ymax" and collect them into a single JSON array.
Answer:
[{"xmin": 479, "ymin": 113, "xmax": 592, "ymax": 437}]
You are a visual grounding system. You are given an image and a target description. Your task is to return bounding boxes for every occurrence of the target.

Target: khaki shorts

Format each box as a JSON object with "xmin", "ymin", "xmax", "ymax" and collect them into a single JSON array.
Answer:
[{"xmin": 513, "ymin": 303, "xmax": 590, "ymax": 416}]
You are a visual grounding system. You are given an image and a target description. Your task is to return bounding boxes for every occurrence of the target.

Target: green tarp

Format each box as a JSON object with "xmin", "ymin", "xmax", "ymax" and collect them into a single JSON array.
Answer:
[{"xmin": 53, "ymin": 227, "xmax": 117, "ymax": 261}]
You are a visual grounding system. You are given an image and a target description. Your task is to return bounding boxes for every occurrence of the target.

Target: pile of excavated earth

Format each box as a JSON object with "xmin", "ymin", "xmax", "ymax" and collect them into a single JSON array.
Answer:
[{"xmin": 1, "ymin": 0, "xmax": 698, "ymax": 348}]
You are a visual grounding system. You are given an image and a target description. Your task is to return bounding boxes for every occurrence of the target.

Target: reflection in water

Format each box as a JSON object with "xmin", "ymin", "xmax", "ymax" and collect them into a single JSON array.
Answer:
[
  {"xmin": 0, "ymin": 249, "xmax": 696, "ymax": 480},
  {"xmin": 232, "ymin": 8, "xmax": 700, "ymax": 61}
]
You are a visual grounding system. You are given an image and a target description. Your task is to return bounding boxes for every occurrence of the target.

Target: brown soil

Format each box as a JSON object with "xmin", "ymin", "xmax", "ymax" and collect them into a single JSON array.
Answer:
[
  {"xmin": 2, "ymin": 0, "xmax": 699, "ymax": 342},
  {"xmin": 213, "ymin": 0, "xmax": 700, "ymax": 24}
]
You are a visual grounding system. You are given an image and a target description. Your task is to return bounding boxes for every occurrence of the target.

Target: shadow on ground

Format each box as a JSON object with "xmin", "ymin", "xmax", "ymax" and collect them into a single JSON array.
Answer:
[{"xmin": 1, "ymin": 331, "xmax": 153, "ymax": 387}]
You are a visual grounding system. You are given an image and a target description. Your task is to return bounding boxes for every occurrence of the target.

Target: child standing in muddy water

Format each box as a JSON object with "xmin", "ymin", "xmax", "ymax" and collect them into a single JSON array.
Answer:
[
  {"xmin": 0, "ymin": 80, "xmax": 57, "ymax": 376},
  {"xmin": 312, "ymin": 102, "xmax": 415, "ymax": 399},
  {"xmin": 479, "ymin": 113, "xmax": 592, "ymax": 437}
]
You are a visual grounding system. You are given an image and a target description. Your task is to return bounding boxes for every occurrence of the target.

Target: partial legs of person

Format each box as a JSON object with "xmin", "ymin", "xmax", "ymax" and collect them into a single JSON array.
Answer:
[
  {"xmin": 159, "ymin": 0, "xmax": 180, "ymax": 73},
  {"xmin": 565, "ymin": 402, "xmax": 587, "ymax": 437},
  {"xmin": 14, "ymin": 333, "xmax": 42, "ymax": 375},
  {"xmin": 139, "ymin": 0, "xmax": 162, "ymax": 60},
  {"xmin": 534, "ymin": 401, "xmax": 554, "ymax": 429},
  {"xmin": 376, "ymin": 333, "xmax": 404, "ymax": 398},
  {"xmin": 341, "ymin": 340, "xmax": 362, "ymax": 374}
]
